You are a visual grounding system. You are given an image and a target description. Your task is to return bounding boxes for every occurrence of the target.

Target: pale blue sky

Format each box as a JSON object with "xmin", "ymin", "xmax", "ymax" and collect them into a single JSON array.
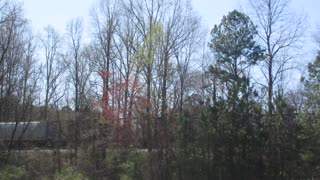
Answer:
[
  {"xmin": 22, "ymin": 0, "xmax": 319, "ymax": 53},
  {"xmin": 23, "ymin": 0, "xmax": 95, "ymax": 34},
  {"xmin": 23, "ymin": 0, "xmax": 244, "ymax": 33},
  {"xmin": 192, "ymin": 0, "xmax": 319, "ymax": 28},
  {"xmin": 23, "ymin": 0, "xmax": 319, "ymax": 35},
  {"xmin": 21, "ymin": 0, "xmax": 319, "ymax": 90}
]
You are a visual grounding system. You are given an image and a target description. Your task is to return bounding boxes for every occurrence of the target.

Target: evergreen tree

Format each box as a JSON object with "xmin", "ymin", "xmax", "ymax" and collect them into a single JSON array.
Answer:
[{"xmin": 205, "ymin": 10, "xmax": 264, "ymax": 179}]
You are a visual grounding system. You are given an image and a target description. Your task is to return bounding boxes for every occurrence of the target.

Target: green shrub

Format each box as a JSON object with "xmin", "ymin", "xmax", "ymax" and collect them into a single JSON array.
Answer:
[
  {"xmin": 53, "ymin": 167, "xmax": 88, "ymax": 180},
  {"xmin": 119, "ymin": 150, "xmax": 143, "ymax": 180},
  {"xmin": 0, "ymin": 165, "xmax": 27, "ymax": 180}
]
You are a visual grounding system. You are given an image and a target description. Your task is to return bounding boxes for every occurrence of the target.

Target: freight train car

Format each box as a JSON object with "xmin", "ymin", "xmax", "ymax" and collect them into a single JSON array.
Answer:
[{"xmin": 0, "ymin": 121, "xmax": 62, "ymax": 148}]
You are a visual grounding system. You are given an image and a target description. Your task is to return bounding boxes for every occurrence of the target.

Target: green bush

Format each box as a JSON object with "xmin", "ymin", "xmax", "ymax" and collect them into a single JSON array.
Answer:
[
  {"xmin": 53, "ymin": 167, "xmax": 88, "ymax": 180},
  {"xmin": 119, "ymin": 150, "xmax": 143, "ymax": 180},
  {"xmin": 0, "ymin": 165, "xmax": 27, "ymax": 180}
]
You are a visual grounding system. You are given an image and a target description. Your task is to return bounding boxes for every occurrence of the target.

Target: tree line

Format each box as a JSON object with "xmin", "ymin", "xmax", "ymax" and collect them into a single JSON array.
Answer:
[{"xmin": 1, "ymin": 0, "xmax": 320, "ymax": 179}]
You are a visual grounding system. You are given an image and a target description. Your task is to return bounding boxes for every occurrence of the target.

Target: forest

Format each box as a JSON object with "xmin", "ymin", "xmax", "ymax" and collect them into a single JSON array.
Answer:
[{"xmin": 0, "ymin": 0, "xmax": 320, "ymax": 179}]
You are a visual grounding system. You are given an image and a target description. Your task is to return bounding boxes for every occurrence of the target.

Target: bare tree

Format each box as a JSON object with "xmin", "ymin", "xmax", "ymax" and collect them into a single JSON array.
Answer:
[
  {"xmin": 0, "ymin": 1, "xmax": 27, "ymax": 121},
  {"xmin": 66, "ymin": 18, "xmax": 94, "ymax": 112},
  {"xmin": 114, "ymin": 7, "xmax": 143, "ymax": 144},
  {"xmin": 123, "ymin": 0, "xmax": 164, "ymax": 150},
  {"xmin": 40, "ymin": 25, "xmax": 65, "ymax": 121},
  {"xmin": 65, "ymin": 18, "xmax": 97, "ymax": 163},
  {"xmin": 249, "ymin": 0, "xmax": 305, "ymax": 113},
  {"xmin": 66, "ymin": 18, "xmax": 83, "ymax": 112},
  {"xmin": 0, "ymin": 1, "xmax": 40, "ymax": 153},
  {"xmin": 173, "ymin": 18, "xmax": 203, "ymax": 116},
  {"xmin": 90, "ymin": 0, "xmax": 120, "ymax": 123},
  {"xmin": 8, "ymin": 33, "xmax": 39, "ymax": 153}
]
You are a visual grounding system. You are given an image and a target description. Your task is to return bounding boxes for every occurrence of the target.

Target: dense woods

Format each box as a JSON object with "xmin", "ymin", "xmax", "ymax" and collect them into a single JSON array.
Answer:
[{"xmin": 0, "ymin": 0, "xmax": 319, "ymax": 179}]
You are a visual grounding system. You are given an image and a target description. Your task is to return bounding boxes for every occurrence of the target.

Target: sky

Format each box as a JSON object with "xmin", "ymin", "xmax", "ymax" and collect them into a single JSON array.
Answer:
[
  {"xmin": 22, "ymin": 0, "xmax": 320, "ymax": 33},
  {"xmin": 22, "ymin": 0, "xmax": 319, "ymax": 57},
  {"xmin": 23, "ymin": 0, "xmax": 95, "ymax": 35},
  {"xmin": 192, "ymin": 0, "xmax": 320, "ymax": 28},
  {"xmin": 20, "ymin": 0, "xmax": 320, "ymax": 90}
]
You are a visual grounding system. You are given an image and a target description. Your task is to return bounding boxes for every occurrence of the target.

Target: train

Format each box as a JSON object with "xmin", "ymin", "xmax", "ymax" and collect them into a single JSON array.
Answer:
[
  {"xmin": 0, "ymin": 121, "xmax": 63, "ymax": 148},
  {"xmin": 0, "ymin": 118, "xmax": 137, "ymax": 150}
]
